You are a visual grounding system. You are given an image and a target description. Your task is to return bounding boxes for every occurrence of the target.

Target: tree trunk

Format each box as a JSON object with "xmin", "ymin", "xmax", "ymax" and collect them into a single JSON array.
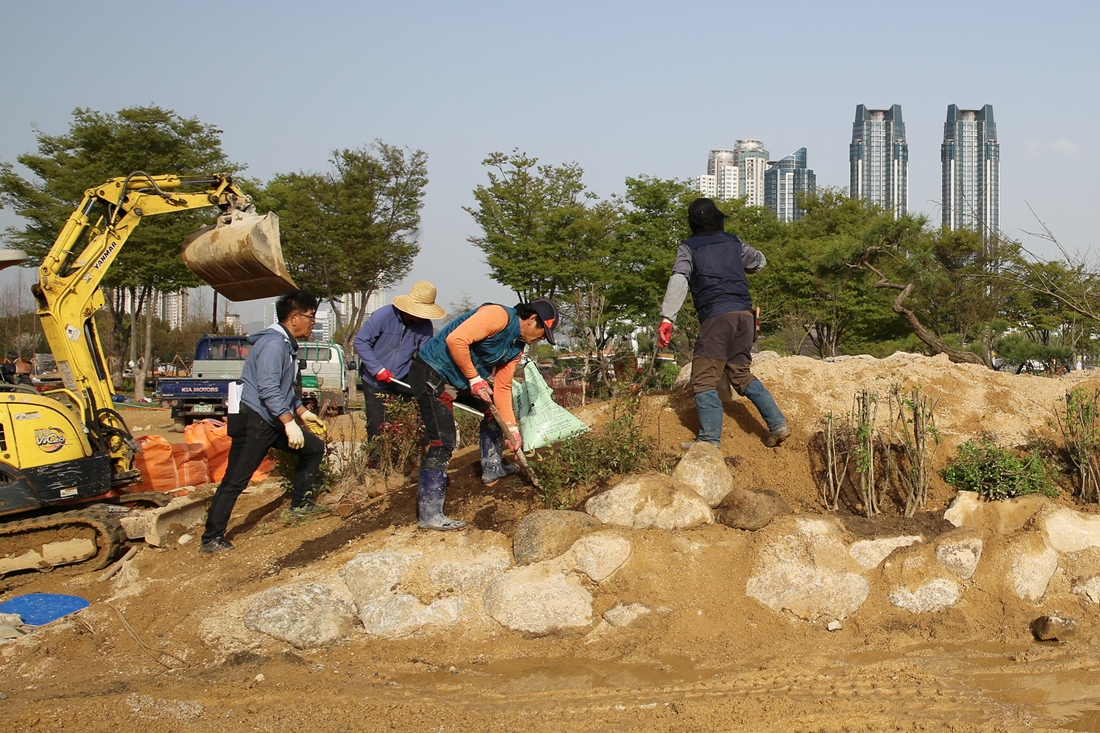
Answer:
[{"xmin": 874, "ymin": 279, "xmax": 987, "ymax": 367}]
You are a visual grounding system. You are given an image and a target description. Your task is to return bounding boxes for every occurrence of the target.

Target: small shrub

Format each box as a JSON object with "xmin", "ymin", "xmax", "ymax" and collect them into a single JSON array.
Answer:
[
  {"xmin": 1054, "ymin": 388, "xmax": 1100, "ymax": 503},
  {"xmin": 532, "ymin": 395, "xmax": 675, "ymax": 509},
  {"xmin": 361, "ymin": 396, "xmax": 423, "ymax": 480},
  {"xmin": 941, "ymin": 434, "xmax": 1055, "ymax": 500}
]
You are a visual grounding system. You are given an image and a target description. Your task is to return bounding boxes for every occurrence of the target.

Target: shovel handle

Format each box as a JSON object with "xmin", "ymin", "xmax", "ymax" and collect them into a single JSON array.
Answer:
[{"xmin": 487, "ymin": 403, "xmax": 540, "ymax": 489}]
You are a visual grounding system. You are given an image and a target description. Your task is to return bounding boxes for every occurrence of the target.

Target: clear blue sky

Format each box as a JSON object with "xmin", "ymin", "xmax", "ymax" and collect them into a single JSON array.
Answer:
[{"xmin": 1, "ymin": 0, "xmax": 1096, "ymax": 325}]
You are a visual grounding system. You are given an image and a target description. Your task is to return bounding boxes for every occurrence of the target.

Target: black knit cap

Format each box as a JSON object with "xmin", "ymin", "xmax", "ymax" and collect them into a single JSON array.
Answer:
[{"xmin": 688, "ymin": 197, "xmax": 727, "ymax": 234}]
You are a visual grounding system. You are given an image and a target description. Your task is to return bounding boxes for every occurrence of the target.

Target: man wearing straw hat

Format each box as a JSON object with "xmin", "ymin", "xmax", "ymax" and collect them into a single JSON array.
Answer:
[{"xmin": 354, "ymin": 281, "xmax": 446, "ymax": 438}]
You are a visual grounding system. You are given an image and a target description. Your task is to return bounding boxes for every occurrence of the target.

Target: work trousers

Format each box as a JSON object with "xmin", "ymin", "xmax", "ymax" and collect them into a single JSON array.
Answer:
[
  {"xmin": 691, "ymin": 310, "xmax": 758, "ymax": 395},
  {"xmin": 362, "ymin": 381, "xmax": 414, "ymax": 438},
  {"xmin": 202, "ymin": 404, "xmax": 325, "ymax": 542},
  {"xmin": 407, "ymin": 357, "xmax": 489, "ymax": 471}
]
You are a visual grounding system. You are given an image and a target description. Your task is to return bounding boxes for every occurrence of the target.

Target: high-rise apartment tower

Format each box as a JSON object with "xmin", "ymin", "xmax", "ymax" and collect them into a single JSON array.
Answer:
[
  {"xmin": 849, "ymin": 104, "xmax": 908, "ymax": 218},
  {"xmin": 941, "ymin": 104, "xmax": 999, "ymax": 237},
  {"xmin": 765, "ymin": 148, "xmax": 816, "ymax": 222}
]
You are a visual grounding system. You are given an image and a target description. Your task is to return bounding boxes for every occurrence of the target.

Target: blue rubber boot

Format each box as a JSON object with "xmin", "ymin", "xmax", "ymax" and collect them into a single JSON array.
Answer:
[
  {"xmin": 693, "ymin": 389, "xmax": 724, "ymax": 446},
  {"xmin": 416, "ymin": 469, "xmax": 466, "ymax": 531},
  {"xmin": 480, "ymin": 418, "xmax": 517, "ymax": 486},
  {"xmin": 744, "ymin": 379, "xmax": 790, "ymax": 446}
]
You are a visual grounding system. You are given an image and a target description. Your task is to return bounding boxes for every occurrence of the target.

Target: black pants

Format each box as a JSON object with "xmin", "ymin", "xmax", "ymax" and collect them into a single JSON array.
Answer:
[
  {"xmin": 202, "ymin": 404, "xmax": 326, "ymax": 542},
  {"xmin": 407, "ymin": 357, "xmax": 488, "ymax": 471},
  {"xmin": 362, "ymin": 381, "xmax": 414, "ymax": 438}
]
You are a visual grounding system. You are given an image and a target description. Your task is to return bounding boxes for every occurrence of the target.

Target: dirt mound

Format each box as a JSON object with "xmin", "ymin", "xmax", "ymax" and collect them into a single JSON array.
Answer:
[{"xmin": 2, "ymin": 354, "xmax": 1099, "ymax": 732}]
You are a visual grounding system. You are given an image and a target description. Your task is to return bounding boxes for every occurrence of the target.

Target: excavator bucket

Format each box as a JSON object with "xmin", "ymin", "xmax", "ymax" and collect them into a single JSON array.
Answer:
[
  {"xmin": 0, "ymin": 250, "xmax": 29, "ymax": 271},
  {"xmin": 182, "ymin": 210, "xmax": 297, "ymax": 302}
]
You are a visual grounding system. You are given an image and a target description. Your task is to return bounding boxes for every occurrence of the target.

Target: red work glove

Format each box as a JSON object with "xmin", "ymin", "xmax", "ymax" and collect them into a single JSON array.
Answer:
[
  {"xmin": 504, "ymin": 424, "xmax": 523, "ymax": 453},
  {"xmin": 469, "ymin": 376, "xmax": 492, "ymax": 402},
  {"xmin": 375, "ymin": 368, "xmax": 394, "ymax": 383},
  {"xmin": 656, "ymin": 320, "xmax": 674, "ymax": 348}
]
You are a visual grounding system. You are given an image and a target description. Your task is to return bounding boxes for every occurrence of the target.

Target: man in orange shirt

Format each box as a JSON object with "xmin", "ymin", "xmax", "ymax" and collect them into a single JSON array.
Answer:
[{"xmin": 407, "ymin": 299, "xmax": 559, "ymax": 530}]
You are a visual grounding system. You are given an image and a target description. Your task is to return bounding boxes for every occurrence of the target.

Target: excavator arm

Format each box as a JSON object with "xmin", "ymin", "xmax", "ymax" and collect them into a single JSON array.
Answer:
[{"xmin": 31, "ymin": 172, "xmax": 294, "ymax": 486}]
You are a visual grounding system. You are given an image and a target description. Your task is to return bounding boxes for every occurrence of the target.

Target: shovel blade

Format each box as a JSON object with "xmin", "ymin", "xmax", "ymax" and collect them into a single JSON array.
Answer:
[{"xmin": 182, "ymin": 211, "xmax": 296, "ymax": 301}]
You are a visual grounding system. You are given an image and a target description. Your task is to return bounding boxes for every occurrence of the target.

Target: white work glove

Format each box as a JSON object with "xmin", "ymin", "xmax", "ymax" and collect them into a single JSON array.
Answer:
[
  {"xmin": 504, "ymin": 424, "xmax": 523, "ymax": 454},
  {"xmin": 284, "ymin": 419, "xmax": 305, "ymax": 449},
  {"xmin": 469, "ymin": 376, "xmax": 492, "ymax": 402},
  {"xmin": 300, "ymin": 410, "xmax": 327, "ymax": 435}
]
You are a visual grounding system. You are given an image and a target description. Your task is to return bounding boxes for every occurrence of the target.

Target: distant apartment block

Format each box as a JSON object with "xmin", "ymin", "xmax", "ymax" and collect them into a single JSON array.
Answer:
[
  {"xmin": 941, "ymin": 104, "xmax": 999, "ymax": 237},
  {"xmin": 765, "ymin": 148, "xmax": 816, "ymax": 222},
  {"xmin": 849, "ymin": 104, "xmax": 908, "ymax": 218},
  {"xmin": 697, "ymin": 141, "xmax": 814, "ymax": 221}
]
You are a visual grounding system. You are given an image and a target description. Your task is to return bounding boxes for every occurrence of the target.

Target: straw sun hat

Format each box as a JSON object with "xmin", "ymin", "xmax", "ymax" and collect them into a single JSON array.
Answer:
[{"xmin": 392, "ymin": 281, "xmax": 446, "ymax": 320}]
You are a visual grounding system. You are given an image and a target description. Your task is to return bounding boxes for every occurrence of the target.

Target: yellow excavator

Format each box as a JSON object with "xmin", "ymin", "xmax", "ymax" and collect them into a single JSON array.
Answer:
[{"xmin": 0, "ymin": 173, "xmax": 295, "ymax": 576}]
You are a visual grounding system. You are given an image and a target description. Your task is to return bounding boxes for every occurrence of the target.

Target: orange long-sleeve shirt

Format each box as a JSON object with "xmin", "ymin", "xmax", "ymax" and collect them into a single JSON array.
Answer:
[{"xmin": 445, "ymin": 304, "xmax": 521, "ymax": 425}]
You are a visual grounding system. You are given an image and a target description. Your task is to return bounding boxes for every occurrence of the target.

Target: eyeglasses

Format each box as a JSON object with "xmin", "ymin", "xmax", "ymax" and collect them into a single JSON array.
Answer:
[{"xmin": 296, "ymin": 312, "xmax": 317, "ymax": 323}]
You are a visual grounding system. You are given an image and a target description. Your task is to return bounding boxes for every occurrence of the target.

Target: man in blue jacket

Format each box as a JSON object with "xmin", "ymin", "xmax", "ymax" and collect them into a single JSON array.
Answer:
[
  {"xmin": 201, "ymin": 290, "xmax": 328, "ymax": 554},
  {"xmin": 656, "ymin": 198, "xmax": 789, "ymax": 448},
  {"xmin": 353, "ymin": 281, "xmax": 445, "ymax": 438}
]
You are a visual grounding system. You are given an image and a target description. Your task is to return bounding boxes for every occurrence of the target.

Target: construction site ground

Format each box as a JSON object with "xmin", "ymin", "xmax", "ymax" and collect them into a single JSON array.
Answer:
[{"xmin": 4, "ymin": 352, "xmax": 1100, "ymax": 732}]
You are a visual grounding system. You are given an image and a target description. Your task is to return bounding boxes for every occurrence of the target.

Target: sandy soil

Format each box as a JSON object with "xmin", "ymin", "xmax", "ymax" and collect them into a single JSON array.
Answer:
[{"xmin": 4, "ymin": 353, "xmax": 1100, "ymax": 732}]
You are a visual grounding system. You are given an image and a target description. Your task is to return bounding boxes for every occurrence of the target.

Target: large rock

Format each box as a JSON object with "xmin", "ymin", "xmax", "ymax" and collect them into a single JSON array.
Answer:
[
  {"xmin": 935, "ymin": 531, "xmax": 984, "ymax": 580},
  {"xmin": 1037, "ymin": 505, "xmax": 1100, "ymax": 553},
  {"xmin": 570, "ymin": 530, "xmax": 632, "ymax": 582},
  {"xmin": 671, "ymin": 442, "xmax": 733, "ymax": 506},
  {"xmin": 513, "ymin": 510, "xmax": 603, "ymax": 566},
  {"xmin": 985, "ymin": 533, "xmax": 1059, "ymax": 603},
  {"xmin": 849, "ymin": 535, "xmax": 923, "ymax": 570},
  {"xmin": 881, "ymin": 543, "xmax": 963, "ymax": 613},
  {"xmin": 585, "ymin": 474, "xmax": 713, "ymax": 530},
  {"xmin": 745, "ymin": 516, "xmax": 869, "ymax": 622},
  {"xmin": 715, "ymin": 487, "xmax": 791, "ymax": 531},
  {"xmin": 889, "ymin": 578, "xmax": 962, "ymax": 613},
  {"xmin": 340, "ymin": 551, "xmax": 421, "ymax": 603},
  {"xmin": 243, "ymin": 582, "xmax": 357, "ymax": 649},
  {"xmin": 358, "ymin": 594, "xmax": 464, "ymax": 638},
  {"xmin": 483, "ymin": 564, "xmax": 594, "ymax": 635},
  {"xmin": 426, "ymin": 544, "xmax": 513, "ymax": 593},
  {"xmin": 944, "ymin": 491, "xmax": 1049, "ymax": 534}
]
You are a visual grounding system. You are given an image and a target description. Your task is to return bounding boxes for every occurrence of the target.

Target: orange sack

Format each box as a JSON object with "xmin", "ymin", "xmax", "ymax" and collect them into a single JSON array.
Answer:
[
  {"xmin": 172, "ymin": 441, "xmax": 210, "ymax": 487},
  {"xmin": 129, "ymin": 435, "xmax": 179, "ymax": 492},
  {"xmin": 184, "ymin": 418, "xmax": 276, "ymax": 483}
]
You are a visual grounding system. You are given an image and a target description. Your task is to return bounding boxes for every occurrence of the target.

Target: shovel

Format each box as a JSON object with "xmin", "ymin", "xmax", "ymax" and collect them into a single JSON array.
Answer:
[{"xmin": 391, "ymin": 377, "xmax": 540, "ymax": 489}]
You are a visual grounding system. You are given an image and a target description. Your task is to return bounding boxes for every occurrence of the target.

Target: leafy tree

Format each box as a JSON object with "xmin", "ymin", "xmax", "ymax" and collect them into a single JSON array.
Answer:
[
  {"xmin": 261, "ymin": 142, "xmax": 428, "ymax": 352},
  {"xmin": 466, "ymin": 149, "xmax": 605, "ymax": 301},
  {"xmin": 758, "ymin": 190, "xmax": 903, "ymax": 357},
  {"xmin": 0, "ymin": 105, "xmax": 238, "ymax": 394}
]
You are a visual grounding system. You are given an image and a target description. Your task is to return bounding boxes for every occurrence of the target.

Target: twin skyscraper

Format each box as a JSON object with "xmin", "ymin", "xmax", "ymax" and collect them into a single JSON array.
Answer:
[{"xmin": 697, "ymin": 104, "xmax": 1000, "ymax": 236}]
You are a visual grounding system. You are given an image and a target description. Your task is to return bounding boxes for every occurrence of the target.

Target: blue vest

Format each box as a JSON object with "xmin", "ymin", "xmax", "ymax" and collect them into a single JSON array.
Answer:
[
  {"xmin": 418, "ymin": 304, "xmax": 525, "ymax": 388},
  {"xmin": 686, "ymin": 231, "xmax": 753, "ymax": 321}
]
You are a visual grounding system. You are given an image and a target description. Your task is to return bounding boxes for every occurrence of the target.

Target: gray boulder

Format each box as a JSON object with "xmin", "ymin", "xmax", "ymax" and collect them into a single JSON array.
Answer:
[
  {"xmin": 243, "ymin": 582, "xmax": 357, "ymax": 649},
  {"xmin": 483, "ymin": 564, "xmax": 594, "ymax": 635},
  {"xmin": 671, "ymin": 442, "xmax": 733, "ymax": 506},
  {"xmin": 358, "ymin": 594, "xmax": 464, "ymax": 638},
  {"xmin": 715, "ymin": 487, "xmax": 791, "ymax": 531},
  {"xmin": 513, "ymin": 510, "xmax": 603, "ymax": 566},
  {"xmin": 570, "ymin": 530, "xmax": 632, "ymax": 582},
  {"xmin": 585, "ymin": 474, "xmax": 713, "ymax": 530},
  {"xmin": 745, "ymin": 516, "xmax": 869, "ymax": 622}
]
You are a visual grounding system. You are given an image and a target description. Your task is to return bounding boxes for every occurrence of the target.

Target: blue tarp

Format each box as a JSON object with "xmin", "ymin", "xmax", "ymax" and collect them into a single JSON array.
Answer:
[{"xmin": 0, "ymin": 593, "xmax": 89, "ymax": 626}]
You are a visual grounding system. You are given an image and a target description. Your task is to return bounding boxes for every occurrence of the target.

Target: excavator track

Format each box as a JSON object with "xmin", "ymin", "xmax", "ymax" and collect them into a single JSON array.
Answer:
[{"xmin": 0, "ymin": 508, "xmax": 127, "ymax": 577}]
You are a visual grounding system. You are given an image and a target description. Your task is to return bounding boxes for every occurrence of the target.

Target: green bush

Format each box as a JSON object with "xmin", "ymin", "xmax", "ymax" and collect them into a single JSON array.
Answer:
[
  {"xmin": 941, "ymin": 434, "xmax": 1055, "ymax": 500},
  {"xmin": 533, "ymin": 396, "xmax": 675, "ymax": 509}
]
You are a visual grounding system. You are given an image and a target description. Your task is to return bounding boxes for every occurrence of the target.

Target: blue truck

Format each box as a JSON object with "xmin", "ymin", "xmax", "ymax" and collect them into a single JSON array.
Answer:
[
  {"xmin": 155, "ymin": 335, "xmax": 249, "ymax": 423},
  {"xmin": 156, "ymin": 335, "xmax": 355, "ymax": 422}
]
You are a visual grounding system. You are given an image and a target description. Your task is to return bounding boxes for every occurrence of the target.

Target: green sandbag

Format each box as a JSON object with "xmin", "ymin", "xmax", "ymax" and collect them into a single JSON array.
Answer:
[{"xmin": 512, "ymin": 361, "xmax": 589, "ymax": 450}]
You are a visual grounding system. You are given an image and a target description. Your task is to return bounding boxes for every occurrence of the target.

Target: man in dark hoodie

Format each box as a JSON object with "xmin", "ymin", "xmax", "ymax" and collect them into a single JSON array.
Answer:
[
  {"xmin": 656, "ymin": 198, "xmax": 789, "ymax": 448},
  {"xmin": 200, "ymin": 290, "xmax": 328, "ymax": 554}
]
